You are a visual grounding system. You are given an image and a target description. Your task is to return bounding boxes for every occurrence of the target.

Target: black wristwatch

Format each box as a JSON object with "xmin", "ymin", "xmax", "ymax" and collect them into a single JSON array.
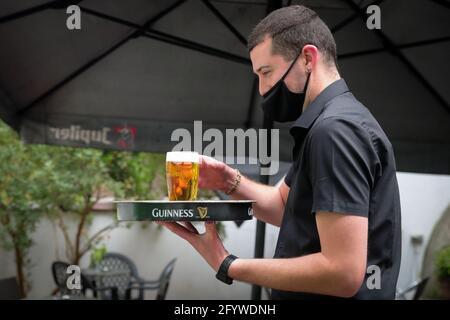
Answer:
[{"xmin": 216, "ymin": 254, "xmax": 238, "ymax": 285}]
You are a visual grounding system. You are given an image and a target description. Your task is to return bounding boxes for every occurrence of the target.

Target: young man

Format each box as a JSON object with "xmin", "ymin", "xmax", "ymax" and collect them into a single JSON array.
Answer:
[{"xmin": 160, "ymin": 5, "xmax": 401, "ymax": 299}]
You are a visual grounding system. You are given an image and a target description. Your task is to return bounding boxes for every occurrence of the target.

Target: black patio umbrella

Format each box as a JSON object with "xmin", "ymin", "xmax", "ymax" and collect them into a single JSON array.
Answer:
[{"xmin": 1, "ymin": 0, "xmax": 449, "ymax": 299}]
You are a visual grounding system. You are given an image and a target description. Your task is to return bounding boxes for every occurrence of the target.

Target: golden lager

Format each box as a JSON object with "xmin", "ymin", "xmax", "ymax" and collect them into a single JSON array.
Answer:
[{"xmin": 166, "ymin": 151, "xmax": 199, "ymax": 201}]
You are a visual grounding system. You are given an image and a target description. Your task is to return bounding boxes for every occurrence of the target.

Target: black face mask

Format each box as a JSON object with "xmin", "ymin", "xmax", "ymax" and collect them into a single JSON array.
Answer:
[{"xmin": 261, "ymin": 52, "xmax": 310, "ymax": 122}]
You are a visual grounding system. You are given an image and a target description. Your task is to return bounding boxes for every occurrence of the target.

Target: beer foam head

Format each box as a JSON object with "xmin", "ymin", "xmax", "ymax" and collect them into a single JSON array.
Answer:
[{"xmin": 166, "ymin": 151, "xmax": 199, "ymax": 163}]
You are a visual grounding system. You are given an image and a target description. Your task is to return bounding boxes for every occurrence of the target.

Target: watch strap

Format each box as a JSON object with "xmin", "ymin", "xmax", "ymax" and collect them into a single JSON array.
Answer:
[{"xmin": 215, "ymin": 254, "xmax": 238, "ymax": 285}]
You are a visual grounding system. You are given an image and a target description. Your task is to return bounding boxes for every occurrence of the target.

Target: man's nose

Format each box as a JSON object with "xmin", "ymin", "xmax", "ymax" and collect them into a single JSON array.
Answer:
[{"xmin": 259, "ymin": 82, "xmax": 269, "ymax": 96}]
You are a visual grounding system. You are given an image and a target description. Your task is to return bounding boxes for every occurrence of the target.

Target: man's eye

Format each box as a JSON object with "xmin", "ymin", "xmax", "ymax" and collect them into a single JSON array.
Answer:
[{"xmin": 262, "ymin": 71, "xmax": 271, "ymax": 76}]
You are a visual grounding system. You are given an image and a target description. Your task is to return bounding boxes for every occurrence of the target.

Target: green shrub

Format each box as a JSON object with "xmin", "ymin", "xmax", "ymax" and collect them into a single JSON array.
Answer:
[{"xmin": 436, "ymin": 245, "xmax": 450, "ymax": 280}]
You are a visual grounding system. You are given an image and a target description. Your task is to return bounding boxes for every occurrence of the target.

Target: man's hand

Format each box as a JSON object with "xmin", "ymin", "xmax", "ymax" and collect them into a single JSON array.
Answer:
[
  {"xmin": 158, "ymin": 221, "xmax": 229, "ymax": 272},
  {"xmin": 157, "ymin": 155, "xmax": 287, "ymax": 274},
  {"xmin": 158, "ymin": 155, "xmax": 232, "ymax": 272},
  {"xmin": 197, "ymin": 155, "xmax": 287, "ymax": 226},
  {"xmin": 198, "ymin": 155, "xmax": 236, "ymax": 192}
]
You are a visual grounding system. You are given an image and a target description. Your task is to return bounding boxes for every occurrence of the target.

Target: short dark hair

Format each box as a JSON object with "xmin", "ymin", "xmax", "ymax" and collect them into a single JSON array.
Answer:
[{"xmin": 247, "ymin": 5, "xmax": 337, "ymax": 67}]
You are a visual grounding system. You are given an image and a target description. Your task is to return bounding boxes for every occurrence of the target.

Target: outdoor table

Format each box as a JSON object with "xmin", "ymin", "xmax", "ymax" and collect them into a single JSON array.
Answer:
[{"xmin": 83, "ymin": 268, "xmax": 129, "ymax": 299}]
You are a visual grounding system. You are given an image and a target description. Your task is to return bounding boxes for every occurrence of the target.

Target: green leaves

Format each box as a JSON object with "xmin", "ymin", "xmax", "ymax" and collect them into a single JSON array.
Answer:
[
  {"xmin": 0, "ymin": 120, "xmax": 166, "ymax": 293},
  {"xmin": 0, "ymin": 122, "xmax": 46, "ymax": 245},
  {"xmin": 89, "ymin": 244, "xmax": 107, "ymax": 268},
  {"xmin": 436, "ymin": 245, "xmax": 450, "ymax": 280},
  {"xmin": 102, "ymin": 150, "xmax": 165, "ymax": 199}
]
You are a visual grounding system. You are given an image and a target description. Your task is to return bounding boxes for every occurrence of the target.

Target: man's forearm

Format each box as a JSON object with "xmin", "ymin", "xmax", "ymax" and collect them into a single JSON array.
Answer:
[
  {"xmin": 228, "ymin": 254, "xmax": 361, "ymax": 298},
  {"xmin": 224, "ymin": 168, "xmax": 284, "ymax": 227}
]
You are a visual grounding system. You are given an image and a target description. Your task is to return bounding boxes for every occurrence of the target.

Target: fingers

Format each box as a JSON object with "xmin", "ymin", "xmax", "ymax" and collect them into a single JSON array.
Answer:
[
  {"xmin": 158, "ymin": 221, "xmax": 196, "ymax": 242},
  {"xmin": 181, "ymin": 221, "xmax": 199, "ymax": 234},
  {"xmin": 157, "ymin": 220, "xmax": 218, "ymax": 245},
  {"xmin": 199, "ymin": 155, "xmax": 208, "ymax": 169},
  {"xmin": 205, "ymin": 221, "xmax": 217, "ymax": 235},
  {"xmin": 198, "ymin": 177, "xmax": 206, "ymax": 188},
  {"xmin": 199, "ymin": 154, "xmax": 220, "ymax": 169}
]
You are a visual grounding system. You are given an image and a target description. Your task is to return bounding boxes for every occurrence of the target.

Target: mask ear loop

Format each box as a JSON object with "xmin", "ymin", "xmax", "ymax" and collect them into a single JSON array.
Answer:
[
  {"xmin": 303, "ymin": 70, "xmax": 311, "ymax": 93},
  {"xmin": 280, "ymin": 50, "xmax": 303, "ymax": 81}
]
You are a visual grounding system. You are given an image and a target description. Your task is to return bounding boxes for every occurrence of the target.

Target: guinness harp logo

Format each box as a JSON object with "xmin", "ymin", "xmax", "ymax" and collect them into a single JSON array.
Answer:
[{"xmin": 197, "ymin": 207, "xmax": 208, "ymax": 219}]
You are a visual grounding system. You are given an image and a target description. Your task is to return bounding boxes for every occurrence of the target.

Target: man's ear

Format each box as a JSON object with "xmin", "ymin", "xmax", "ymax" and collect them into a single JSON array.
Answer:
[{"xmin": 301, "ymin": 45, "xmax": 319, "ymax": 71}]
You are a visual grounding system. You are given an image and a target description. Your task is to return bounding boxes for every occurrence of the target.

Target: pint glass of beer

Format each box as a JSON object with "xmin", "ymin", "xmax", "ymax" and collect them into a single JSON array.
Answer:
[{"xmin": 166, "ymin": 151, "xmax": 199, "ymax": 201}]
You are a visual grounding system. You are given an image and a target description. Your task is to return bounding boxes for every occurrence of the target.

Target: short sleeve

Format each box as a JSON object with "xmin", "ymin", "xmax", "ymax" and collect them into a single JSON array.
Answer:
[
  {"xmin": 308, "ymin": 117, "xmax": 377, "ymax": 217},
  {"xmin": 284, "ymin": 163, "xmax": 295, "ymax": 187}
]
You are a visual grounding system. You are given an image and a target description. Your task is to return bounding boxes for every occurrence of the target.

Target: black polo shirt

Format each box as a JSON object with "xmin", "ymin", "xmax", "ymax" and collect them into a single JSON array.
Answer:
[{"xmin": 271, "ymin": 79, "xmax": 402, "ymax": 300}]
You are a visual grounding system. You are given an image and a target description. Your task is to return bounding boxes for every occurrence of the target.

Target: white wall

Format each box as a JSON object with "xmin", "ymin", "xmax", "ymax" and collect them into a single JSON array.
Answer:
[
  {"xmin": 1, "ymin": 172, "xmax": 449, "ymax": 299},
  {"xmin": 0, "ymin": 212, "xmax": 280, "ymax": 300},
  {"xmin": 396, "ymin": 172, "xmax": 450, "ymax": 294}
]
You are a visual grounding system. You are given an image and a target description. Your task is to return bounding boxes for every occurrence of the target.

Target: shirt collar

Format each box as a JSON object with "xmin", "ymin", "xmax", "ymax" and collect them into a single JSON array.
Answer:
[{"xmin": 290, "ymin": 78, "xmax": 350, "ymax": 134}]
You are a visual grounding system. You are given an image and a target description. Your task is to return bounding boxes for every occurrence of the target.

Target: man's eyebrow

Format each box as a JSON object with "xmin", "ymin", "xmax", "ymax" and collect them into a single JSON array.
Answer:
[{"xmin": 255, "ymin": 65, "xmax": 271, "ymax": 73}]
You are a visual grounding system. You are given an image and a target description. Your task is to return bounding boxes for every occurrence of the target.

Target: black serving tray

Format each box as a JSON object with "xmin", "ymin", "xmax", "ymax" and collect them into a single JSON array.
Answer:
[{"xmin": 115, "ymin": 200, "xmax": 255, "ymax": 221}]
